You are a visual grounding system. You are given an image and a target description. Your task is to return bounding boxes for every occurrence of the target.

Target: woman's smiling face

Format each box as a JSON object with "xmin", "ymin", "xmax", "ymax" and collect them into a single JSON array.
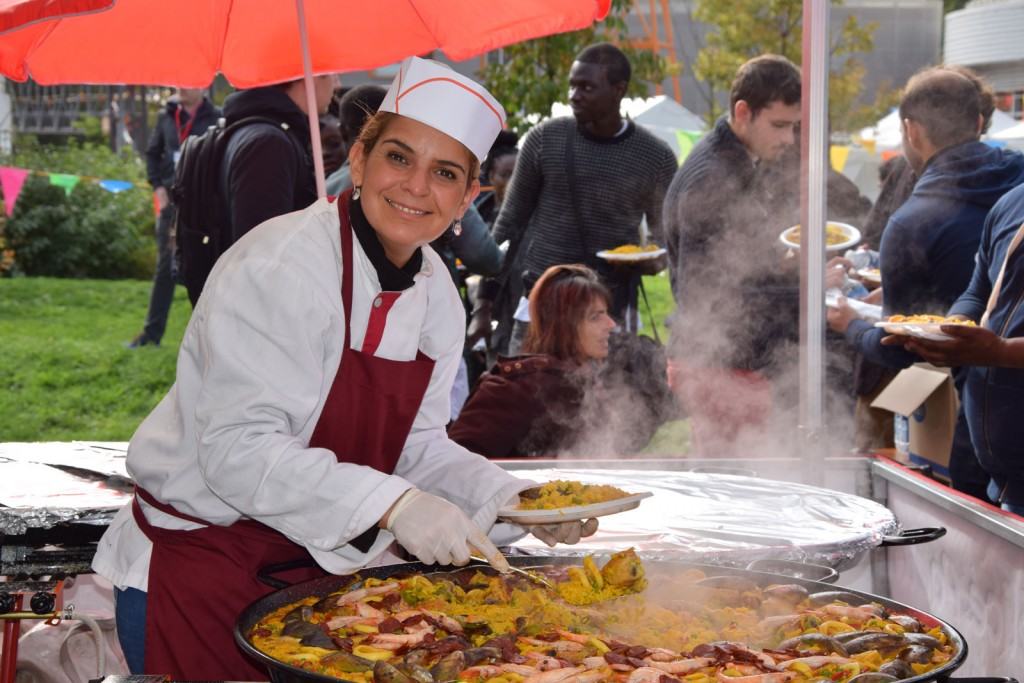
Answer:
[{"xmin": 349, "ymin": 115, "xmax": 479, "ymax": 267}]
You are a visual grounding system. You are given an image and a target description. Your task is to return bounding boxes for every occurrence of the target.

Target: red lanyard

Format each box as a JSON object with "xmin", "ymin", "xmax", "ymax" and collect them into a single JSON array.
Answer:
[{"xmin": 174, "ymin": 106, "xmax": 197, "ymax": 144}]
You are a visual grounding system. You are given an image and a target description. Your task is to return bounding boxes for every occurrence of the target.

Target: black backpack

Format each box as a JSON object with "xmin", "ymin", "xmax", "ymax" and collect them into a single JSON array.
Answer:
[{"xmin": 171, "ymin": 115, "xmax": 299, "ymax": 306}]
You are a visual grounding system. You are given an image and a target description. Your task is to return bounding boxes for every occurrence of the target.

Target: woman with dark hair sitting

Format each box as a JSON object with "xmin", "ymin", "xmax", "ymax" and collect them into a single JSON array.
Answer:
[{"xmin": 449, "ymin": 264, "xmax": 671, "ymax": 457}]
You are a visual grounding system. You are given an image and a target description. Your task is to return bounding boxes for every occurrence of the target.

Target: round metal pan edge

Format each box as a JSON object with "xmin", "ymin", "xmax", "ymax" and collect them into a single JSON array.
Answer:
[{"xmin": 235, "ymin": 556, "xmax": 969, "ymax": 683}]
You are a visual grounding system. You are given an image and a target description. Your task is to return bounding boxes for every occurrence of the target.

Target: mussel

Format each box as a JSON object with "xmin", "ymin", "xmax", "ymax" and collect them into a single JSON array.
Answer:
[
  {"xmin": 430, "ymin": 649, "xmax": 467, "ymax": 683},
  {"xmin": 374, "ymin": 661, "xmax": 415, "ymax": 683},
  {"xmin": 844, "ymin": 632, "xmax": 906, "ymax": 654},
  {"xmin": 901, "ymin": 644, "xmax": 934, "ymax": 664},
  {"xmin": 322, "ymin": 650, "xmax": 374, "ymax": 673},
  {"xmin": 879, "ymin": 659, "xmax": 913, "ymax": 679},
  {"xmin": 777, "ymin": 633, "xmax": 849, "ymax": 656},
  {"xmin": 848, "ymin": 674, "xmax": 898, "ymax": 683}
]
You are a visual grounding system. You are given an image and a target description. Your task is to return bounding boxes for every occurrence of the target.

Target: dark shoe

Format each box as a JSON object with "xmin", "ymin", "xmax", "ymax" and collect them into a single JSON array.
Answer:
[{"xmin": 125, "ymin": 333, "xmax": 159, "ymax": 349}]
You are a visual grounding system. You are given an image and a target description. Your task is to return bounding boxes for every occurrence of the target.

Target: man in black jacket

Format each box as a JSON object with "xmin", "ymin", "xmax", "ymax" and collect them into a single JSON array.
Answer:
[
  {"xmin": 127, "ymin": 88, "xmax": 219, "ymax": 348},
  {"xmin": 220, "ymin": 75, "xmax": 337, "ymax": 245},
  {"xmin": 661, "ymin": 55, "xmax": 801, "ymax": 455}
]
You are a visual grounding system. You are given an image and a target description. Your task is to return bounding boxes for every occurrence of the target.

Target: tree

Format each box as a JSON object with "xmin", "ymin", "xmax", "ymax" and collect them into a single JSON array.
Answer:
[
  {"xmin": 481, "ymin": 0, "xmax": 670, "ymax": 134},
  {"xmin": 691, "ymin": 0, "xmax": 879, "ymax": 132}
]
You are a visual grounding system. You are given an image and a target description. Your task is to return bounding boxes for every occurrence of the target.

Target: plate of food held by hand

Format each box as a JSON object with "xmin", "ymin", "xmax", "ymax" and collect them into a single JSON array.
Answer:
[
  {"xmin": 596, "ymin": 244, "xmax": 667, "ymax": 263},
  {"xmin": 857, "ymin": 266, "xmax": 882, "ymax": 286},
  {"xmin": 497, "ymin": 479, "xmax": 652, "ymax": 525},
  {"xmin": 780, "ymin": 221, "xmax": 861, "ymax": 252},
  {"xmin": 874, "ymin": 314, "xmax": 977, "ymax": 341}
]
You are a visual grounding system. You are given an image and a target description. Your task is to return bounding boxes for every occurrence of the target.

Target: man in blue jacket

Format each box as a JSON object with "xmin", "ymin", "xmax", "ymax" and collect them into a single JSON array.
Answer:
[
  {"xmin": 828, "ymin": 66, "xmax": 1024, "ymax": 497},
  {"xmin": 828, "ymin": 67, "xmax": 1024, "ymax": 361},
  {"xmin": 885, "ymin": 184, "xmax": 1024, "ymax": 514}
]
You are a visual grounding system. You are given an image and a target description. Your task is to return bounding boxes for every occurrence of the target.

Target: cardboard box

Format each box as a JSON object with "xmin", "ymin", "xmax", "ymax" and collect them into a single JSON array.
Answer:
[{"xmin": 871, "ymin": 363, "xmax": 958, "ymax": 480}]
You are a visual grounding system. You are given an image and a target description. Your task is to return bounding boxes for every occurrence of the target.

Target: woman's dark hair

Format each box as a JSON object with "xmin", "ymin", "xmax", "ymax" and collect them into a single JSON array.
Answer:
[
  {"xmin": 729, "ymin": 54, "xmax": 801, "ymax": 119},
  {"xmin": 481, "ymin": 129, "xmax": 519, "ymax": 180},
  {"xmin": 523, "ymin": 264, "xmax": 611, "ymax": 363},
  {"xmin": 355, "ymin": 111, "xmax": 480, "ymax": 185}
]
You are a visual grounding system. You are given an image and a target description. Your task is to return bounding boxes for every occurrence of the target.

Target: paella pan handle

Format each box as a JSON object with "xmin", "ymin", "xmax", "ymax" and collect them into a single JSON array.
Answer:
[
  {"xmin": 256, "ymin": 558, "xmax": 320, "ymax": 589},
  {"xmin": 880, "ymin": 527, "xmax": 946, "ymax": 547},
  {"xmin": 744, "ymin": 559, "xmax": 839, "ymax": 584}
]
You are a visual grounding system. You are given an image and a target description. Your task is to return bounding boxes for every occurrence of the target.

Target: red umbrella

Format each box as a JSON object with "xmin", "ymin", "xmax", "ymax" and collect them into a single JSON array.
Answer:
[{"xmin": 0, "ymin": 0, "xmax": 611, "ymax": 194}]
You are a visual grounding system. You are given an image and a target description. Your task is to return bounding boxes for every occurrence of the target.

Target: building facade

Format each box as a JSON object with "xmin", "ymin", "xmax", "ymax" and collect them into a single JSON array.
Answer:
[{"xmin": 945, "ymin": 0, "xmax": 1024, "ymax": 119}]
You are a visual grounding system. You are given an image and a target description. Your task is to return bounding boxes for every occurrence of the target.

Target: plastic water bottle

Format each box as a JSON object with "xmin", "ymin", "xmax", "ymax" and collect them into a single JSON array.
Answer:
[{"xmin": 894, "ymin": 414, "xmax": 910, "ymax": 462}]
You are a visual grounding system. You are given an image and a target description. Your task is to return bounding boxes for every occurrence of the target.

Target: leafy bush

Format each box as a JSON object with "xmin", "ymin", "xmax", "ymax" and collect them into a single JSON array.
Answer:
[{"xmin": 0, "ymin": 135, "xmax": 155, "ymax": 279}]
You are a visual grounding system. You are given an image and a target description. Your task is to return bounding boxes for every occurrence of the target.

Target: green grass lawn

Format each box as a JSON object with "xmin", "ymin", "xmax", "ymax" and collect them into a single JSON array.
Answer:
[
  {"xmin": 0, "ymin": 277, "xmax": 191, "ymax": 441},
  {"xmin": 0, "ymin": 274, "xmax": 683, "ymax": 446}
]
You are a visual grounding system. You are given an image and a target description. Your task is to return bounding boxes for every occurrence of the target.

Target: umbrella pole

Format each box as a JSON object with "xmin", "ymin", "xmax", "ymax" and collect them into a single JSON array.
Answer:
[
  {"xmin": 799, "ymin": 0, "xmax": 828, "ymax": 484},
  {"xmin": 295, "ymin": 0, "xmax": 326, "ymax": 198}
]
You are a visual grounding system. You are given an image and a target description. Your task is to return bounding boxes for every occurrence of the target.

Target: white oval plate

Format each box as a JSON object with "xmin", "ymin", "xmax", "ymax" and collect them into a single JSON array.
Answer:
[
  {"xmin": 873, "ymin": 321, "xmax": 956, "ymax": 341},
  {"xmin": 857, "ymin": 267, "xmax": 882, "ymax": 285},
  {"xmin": 596, "ymin": 247, "xmax": 667, "ymax": 263},
  {"xmin": 779, "ymin": 222, "xmax": 861, "ymax": 253},
  {"xmin": 497, "ymin": 491, "xmax": 653, "ymax": 525}
]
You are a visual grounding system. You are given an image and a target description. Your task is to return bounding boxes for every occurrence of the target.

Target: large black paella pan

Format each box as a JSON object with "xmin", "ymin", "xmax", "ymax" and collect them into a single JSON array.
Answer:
[{"xmin": 235, "ymin": 555, "xmax": 1012, "ymax": 683}]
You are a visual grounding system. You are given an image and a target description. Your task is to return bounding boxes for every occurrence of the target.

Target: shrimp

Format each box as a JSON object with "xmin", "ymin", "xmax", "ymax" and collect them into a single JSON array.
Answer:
[
  {"xmin": 582, "ymin": 657, "xmax": 608, "ymax": 670},
  {"xmin": 366, "ymin": 631, "xmax": 431, "ymax": 650},
  {"xmin": 335, "ymin": 582, "xmax": 400, "ymax": 606},
  {"xmin": 461, "ymin": 665, "xmax": 503, "ymax": 680},
  {"xmin": 715, "ymin": 669, "xmax": 796, "ymax": 683},
  {"xmin": 325, "ymin": 614, "xmax": 379, "ymax": 630},
  {"xmin": 644, "ymin": 657, "xmax": 713, "ymax": 675},
  {"xmin": 523, "ymin": 651, "xmax": 566, "ymax": 671},
  {"xmin": 425, "ymin": 610, "xmax": 464, "ymax": 634},
  {"xmin": 645, "ymin": 647, "xmax": 685, "ymax": 662},
  {"xmin": 820, "ymin": 604, "xmax": 883, "ymax": 621},
  {"xmin": 502, "ymin": 664, "xmax": 543, "ymax": 676},
  {"xmin": 520, "ymin": 637, "xmax": 586, "ymax": 655},
  {"xmin": 355, "ymin": 601, "xmax": 386, "ymax": 619},
  {"xmin": 565, "ymin": 670, "xmax": 608, "ymax": 683},
  {"xmin": 628, "ymin": 666, "xmax": 672, "ymax": 683},
  {"xmin": 556, "ymin": 630, "xmax": 591, "ymax": 644},
  {"xmin": 522, "ymin": 666, "xmax": 586, "ymax": 683},
  {"xmin": 757, "ymin": 614, "xmax": 803, "ymax": 632}
]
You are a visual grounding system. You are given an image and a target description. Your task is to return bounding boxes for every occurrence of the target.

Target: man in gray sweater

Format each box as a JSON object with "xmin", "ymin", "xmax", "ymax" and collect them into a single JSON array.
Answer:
[{"xmin": 470, "ymin": 43, "xmax": 677, "ymax": 354}]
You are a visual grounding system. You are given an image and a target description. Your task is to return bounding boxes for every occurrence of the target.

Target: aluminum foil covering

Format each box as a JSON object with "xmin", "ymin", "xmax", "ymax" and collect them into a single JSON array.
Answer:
[
  {"xmin": 1, "ymin": 442, "xmax": 132, "ymax": 535},
  {"xmin": 506, "ymin": 468, "xmax": 898, "ymax": 570}
]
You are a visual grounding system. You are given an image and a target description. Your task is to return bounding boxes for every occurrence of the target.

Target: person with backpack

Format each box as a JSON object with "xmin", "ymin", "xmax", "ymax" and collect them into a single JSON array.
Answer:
[
  {"xmin": 174, "ymin": 74, "xmax": 337, "ymax": 305},
  {"xmin": 126, "ymin": 88, "xmax": 219, "ymax": 348},
  {"xmin": 92, "ymin": 57, "xmax": 597, "ymax": 680}
]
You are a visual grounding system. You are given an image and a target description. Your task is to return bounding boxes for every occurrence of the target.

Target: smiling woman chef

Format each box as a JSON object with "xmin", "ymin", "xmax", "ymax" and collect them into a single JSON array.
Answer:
[{"xmin": 92, "ymin": 57, "xmax": 597, "ymax": 680}]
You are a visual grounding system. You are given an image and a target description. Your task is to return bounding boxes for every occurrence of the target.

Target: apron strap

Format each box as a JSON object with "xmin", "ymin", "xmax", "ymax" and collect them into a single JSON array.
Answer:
[
  {"xmin": 134, "ymin": 485, "xmax": 211, "ymax": 526},
  {"xmin": 339, "ymin": 191, "xmax": 354, "ymax": 351},
  {"xmin": 981, "ymin": 221, "xmax": 1024, "ymax": 328}
]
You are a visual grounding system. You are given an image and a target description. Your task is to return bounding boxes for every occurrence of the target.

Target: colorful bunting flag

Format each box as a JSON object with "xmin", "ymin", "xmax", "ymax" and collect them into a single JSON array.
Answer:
[
  {"xmin": 0, "ymin": 167, "xmax": 29, "ymax": 216},
  {"xmin": 48, "ymin": 173, "xmax": 81, "ymax": 195},
  {"xmin": 830, "ymin": 145, "xmax": 851, "ymax": 173},
  {"xmin": 0, "ymin": 166, "xmax": 138, "ymax": 213},
  {"xmin": 99, "ymin": 179, "xmax": 134, "ymax": 193},
  {"xmin": 674, "ymin": 130, "xmax": 703, "ymax": 165}
]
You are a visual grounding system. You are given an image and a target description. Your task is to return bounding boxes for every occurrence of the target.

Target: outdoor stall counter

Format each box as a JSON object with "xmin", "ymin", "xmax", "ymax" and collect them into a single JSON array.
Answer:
[{"xmin": 2, "ymin": 444, "xmax": 1023, "ymax": 677}]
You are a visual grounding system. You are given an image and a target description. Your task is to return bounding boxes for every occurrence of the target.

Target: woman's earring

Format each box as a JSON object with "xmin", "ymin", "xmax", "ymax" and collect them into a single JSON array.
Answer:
[
  {"xmin": 352, "ymin": 186, "xmax": 361, "ymax": 201},
  {"xmin": 452, "ymin": 219, "xmax": 462, "ymax": 237}
]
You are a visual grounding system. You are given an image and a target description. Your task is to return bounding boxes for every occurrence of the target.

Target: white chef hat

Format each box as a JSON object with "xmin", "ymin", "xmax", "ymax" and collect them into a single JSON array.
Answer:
[{"xmin": 379, "ymin": 56, "xmax": 506, "ymax": 164}]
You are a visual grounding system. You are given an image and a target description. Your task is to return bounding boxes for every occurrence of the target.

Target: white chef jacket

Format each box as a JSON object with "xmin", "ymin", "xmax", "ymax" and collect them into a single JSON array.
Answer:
[{"xmin": 93, "ymin": 198, "xmax": 529, "ymax": 591}]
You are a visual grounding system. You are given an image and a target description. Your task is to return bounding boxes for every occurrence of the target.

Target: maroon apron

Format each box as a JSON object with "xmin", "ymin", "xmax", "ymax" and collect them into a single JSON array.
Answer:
[{"xmin": 134, "ymin": 191, "xmax": 436, "ymax": 679}]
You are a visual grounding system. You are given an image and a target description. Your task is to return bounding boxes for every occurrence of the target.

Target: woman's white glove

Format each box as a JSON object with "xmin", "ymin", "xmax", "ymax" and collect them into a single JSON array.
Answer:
[
  {"xmin": 527, "ymin": 517, "xmax": 600, "ymax": 547},
  {"xmin": 385, "ymin": 488, "xmax": 509, "ymax": 570}
]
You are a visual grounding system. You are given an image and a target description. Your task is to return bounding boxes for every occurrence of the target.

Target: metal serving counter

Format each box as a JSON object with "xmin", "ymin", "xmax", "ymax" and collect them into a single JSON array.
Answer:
[{"xmin": 870, "ymin": 458, "xmax": 1024, "ymax": 677}]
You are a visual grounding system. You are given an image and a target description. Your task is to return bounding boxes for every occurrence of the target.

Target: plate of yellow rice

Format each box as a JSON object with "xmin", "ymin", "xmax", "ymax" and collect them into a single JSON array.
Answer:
[
  {"xmin": 596, "ymin": 244, "xmax": 667, "ymax": 263},
  {"xmin": 498, "ymin": 479, "xmax": 652, "ymax": 524}
]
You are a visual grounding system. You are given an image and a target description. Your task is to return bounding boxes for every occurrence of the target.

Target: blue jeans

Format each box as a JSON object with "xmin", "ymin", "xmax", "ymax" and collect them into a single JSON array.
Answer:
[
  {"xmin": 986, "ymin": 479, "xmax": 1024, "ymax": 516},
  {"xmin": 114, "ymin": 587, "xmax": 147, "ymax": 674},
  {"xmin": 142, "ymin": 205, "xmax": 177, "ymax": 343}
]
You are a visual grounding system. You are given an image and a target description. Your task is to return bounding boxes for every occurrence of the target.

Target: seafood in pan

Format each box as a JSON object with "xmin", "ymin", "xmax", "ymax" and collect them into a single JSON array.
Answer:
[{"xmin": 251, "ymin": 550, "xmax": 954, "ymax": 683}]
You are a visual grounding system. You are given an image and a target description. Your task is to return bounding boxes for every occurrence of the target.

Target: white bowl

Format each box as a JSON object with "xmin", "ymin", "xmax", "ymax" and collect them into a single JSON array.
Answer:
[{"xmin": 779, "ymin": 221, "xmax": 861, "ymax": 253}]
